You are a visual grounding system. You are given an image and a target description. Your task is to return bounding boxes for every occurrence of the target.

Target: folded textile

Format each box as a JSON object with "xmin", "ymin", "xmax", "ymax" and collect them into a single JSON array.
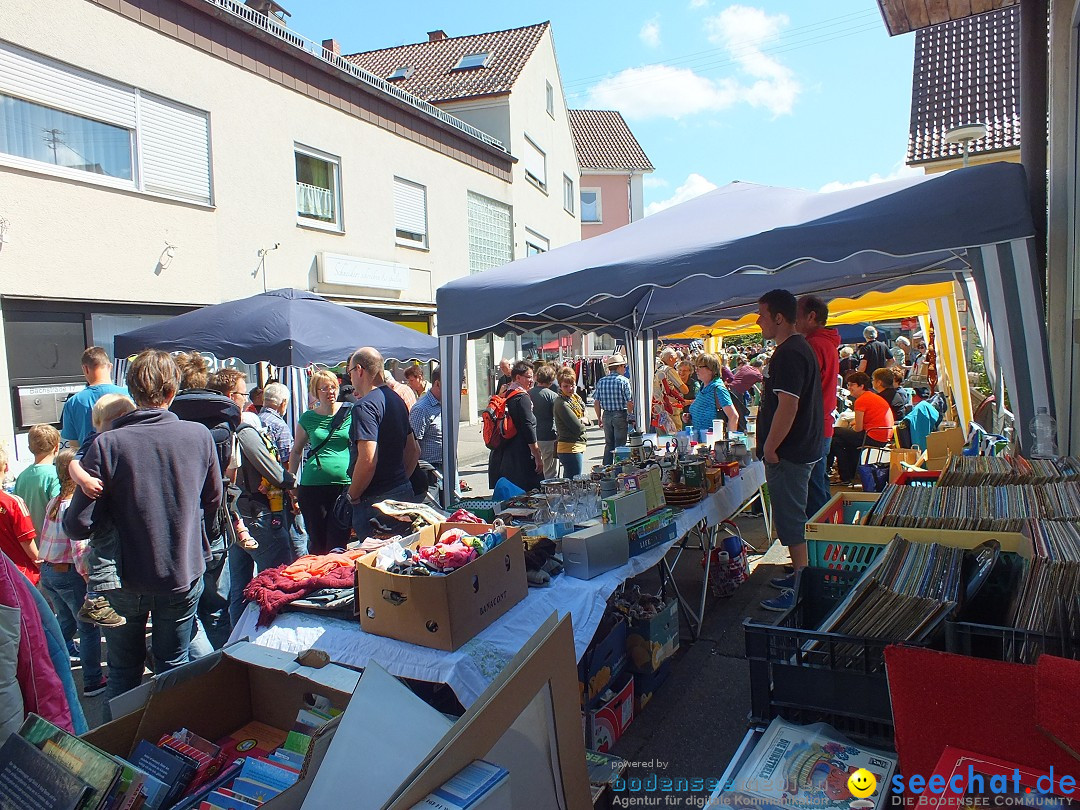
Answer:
[
  {"xmin": 244, "ymin": 550, "xmax": 365, "ymax": 626},
  {"xmin": 446, "ymin": 509, "xmax": 485, "ymax": 524},
  {"xmin": 373, "ymin": 500, "xmax": 448, "ymax": 529},
  {"xmin": 416, "ymin": 540, "xmax": 477, "ymax": 572}
]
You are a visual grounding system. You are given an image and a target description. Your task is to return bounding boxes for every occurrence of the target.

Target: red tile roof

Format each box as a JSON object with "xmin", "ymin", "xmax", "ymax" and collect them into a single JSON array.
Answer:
[
  {"xmin": 568, "ymin": 110, "xmax": 654, "ymax": 172},
  {"xmin": 908, "ymin": 7, "xmax": 1019, "ymax": 165},
  {"xmin": 345, "ymin": 23, "xmax": 549, "ymax": 104}
]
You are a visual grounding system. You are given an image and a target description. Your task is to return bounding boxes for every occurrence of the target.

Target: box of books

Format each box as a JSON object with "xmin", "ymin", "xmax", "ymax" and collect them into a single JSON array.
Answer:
[
  {"xmin": 805, "ymin": 491, "xmax": 1030, "ymax": 571},
  {"xmin": 77, "ymin": 643, "xmax": 359, "ymax": 809},
  {"xmin": 355, "ymin": 523, "xmax": 527, "ymax": 651}
]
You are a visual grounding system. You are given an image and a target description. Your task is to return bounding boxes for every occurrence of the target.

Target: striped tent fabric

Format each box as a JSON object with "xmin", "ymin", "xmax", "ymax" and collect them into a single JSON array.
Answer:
[
  {"xmin": 274, "ymin": 366, "xmax": 310, "ymax": 437},
  {"xmin": 968, "ymin": 239, "xmax": 1055, "ymax": 450},
  {"xmin": 112, "ymin": 358, "xmax": 129, "ymax": 387},
  {"xmin": 927, "ymin": 290, "xmax": 973, "ymax": 430}
]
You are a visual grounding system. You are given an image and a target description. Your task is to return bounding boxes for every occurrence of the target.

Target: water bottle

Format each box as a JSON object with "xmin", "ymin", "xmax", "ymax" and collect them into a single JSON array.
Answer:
[{"xmin": 1030, "ymin": 407, "xmax": 1058, "ymax": 458}]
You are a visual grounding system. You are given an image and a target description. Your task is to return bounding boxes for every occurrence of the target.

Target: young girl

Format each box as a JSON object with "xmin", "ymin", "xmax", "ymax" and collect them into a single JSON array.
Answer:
[{"xmin": 38, "ymin": 448, "xmax": 107, "ymax": 696}]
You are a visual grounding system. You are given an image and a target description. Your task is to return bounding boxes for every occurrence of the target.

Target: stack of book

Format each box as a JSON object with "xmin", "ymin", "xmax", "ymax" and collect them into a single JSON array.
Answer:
[
  {"xmin": 811, "ymin": 535, "xmax": 962, "ymax": 666},
  {"xmin": 866, "ymin": 484, "xmax": 1080, "ymax": 532},
  {"xmin": 939, "ymin": 455, "xmax": 1080, "ymax": 486},
  {"xmin": 1007, "ymin": 520, "xmax": 1080, "ymax": 661},
  {"xmin": 0, "ymin": 703, "xmax": 339, "ymax": 810}
]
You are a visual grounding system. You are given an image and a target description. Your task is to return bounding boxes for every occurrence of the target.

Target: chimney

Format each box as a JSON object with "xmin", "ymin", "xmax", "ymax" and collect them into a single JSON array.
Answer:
[
  {"xmin": 427, "ymin": 30, "xmax": 447, "ymax": 42},
  {"xmin": 322, "ymin": 38, "xmax": 340, "ymax": 56}
]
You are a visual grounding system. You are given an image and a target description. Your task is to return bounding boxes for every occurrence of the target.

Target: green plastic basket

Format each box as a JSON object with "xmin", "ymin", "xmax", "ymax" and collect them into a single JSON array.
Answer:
[{"xmin": 807, "ymin": 538, "xmax": 888, "ymax": 572}]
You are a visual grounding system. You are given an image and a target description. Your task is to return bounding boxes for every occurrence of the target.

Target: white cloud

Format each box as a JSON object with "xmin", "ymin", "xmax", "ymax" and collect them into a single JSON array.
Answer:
[
  {"xmin": 689, "ymin": 0, "xmax": 710, "ymax": 7},
  {"xmin": 640, "ymin": 16, "xmax": 661, "ymax": 48},
  {"xmin": 645, "ymin": 173, "xmax": 718, "ymax": 216},
  {"xmin": 643, "ymin": 176, "xmax": 669, "ymax": 189},
  {"xmin": 585, "ymin": 4, "xmax": 800, "ymax": 120},
  {"xmin": 818, "ymin": 163, "xmax": 920, "ymax": 194}
]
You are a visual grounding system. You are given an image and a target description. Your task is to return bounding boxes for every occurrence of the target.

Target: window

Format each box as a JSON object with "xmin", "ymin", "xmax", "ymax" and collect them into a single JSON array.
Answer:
[
  {"xmin": 388, "ymin": 66, "xmax": 412, "ymax": 80},
  {"xmin": 0, "ymin": 42, "xmax": 212, "ymax": 204},
  {"xmin": 454, "ymin": 53, "xmax": 491, "ymax": 70},
  {"xmin": 546, "ymin": 81, "xmax": 554, "ymax": 118},
  {"xmin": 467, "ymin": 192, "xmax": 513, "ymax": 274},
  {"xmin": 525, "ymin": 228, "xmax": 549, "ymax": 256},
  {"xmin": 295, "ymin": 145, "xmax": 342, "ymax": 230},
  {"xmin": 523, "ymin": 135, "xmax": 546, "ymax": 191},
  {"xmin": 394, "ymin": 177, "xmax": 428, "ymax": 248},
  {"xmin": 563, "ymin": 175, "xmax": 575, "ymax": 214},
  {"xmin": 581, "ymin": 188, "xmax": 602, "ymax": 223}
]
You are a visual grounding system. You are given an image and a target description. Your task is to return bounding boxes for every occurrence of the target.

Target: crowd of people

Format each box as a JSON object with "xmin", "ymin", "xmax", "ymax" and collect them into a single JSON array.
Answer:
[{"xmin": 0, "ymin": 345, "xmax": 443, "ymax": 706}]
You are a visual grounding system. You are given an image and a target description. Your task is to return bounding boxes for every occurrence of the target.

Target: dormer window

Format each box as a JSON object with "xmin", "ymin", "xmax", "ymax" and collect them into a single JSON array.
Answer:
[
  {"xmin": 453, "ymin": 52, "xmax": 491, "ymax": 70},
  {"xmin": 388, "ymin": 66, "xmax": 413, "ymax": 80}
]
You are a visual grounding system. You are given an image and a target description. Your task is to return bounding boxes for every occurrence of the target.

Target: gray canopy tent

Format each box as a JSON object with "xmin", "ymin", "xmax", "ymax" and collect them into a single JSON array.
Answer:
[{"xmin": 435, "ymin": 163, "xmax": 1052, "ymax": 503}]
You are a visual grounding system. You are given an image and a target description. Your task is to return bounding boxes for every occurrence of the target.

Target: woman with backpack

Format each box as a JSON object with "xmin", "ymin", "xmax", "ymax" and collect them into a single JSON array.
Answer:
[{"xmin": 289, "ymin": 370, "xmax": 352, "ymax": 555}]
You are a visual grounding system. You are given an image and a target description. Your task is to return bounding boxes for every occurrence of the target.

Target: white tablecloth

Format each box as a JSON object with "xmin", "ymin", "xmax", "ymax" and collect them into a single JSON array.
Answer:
[{"xmin": 227, "ymin": 461, "xmax": 766, "ymax": 707}]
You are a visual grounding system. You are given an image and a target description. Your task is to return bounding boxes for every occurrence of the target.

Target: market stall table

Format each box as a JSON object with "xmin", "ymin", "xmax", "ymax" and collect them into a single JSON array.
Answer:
[{"xmin": 227, "ymin": 461, "xmax": 767, "ymax": 708}]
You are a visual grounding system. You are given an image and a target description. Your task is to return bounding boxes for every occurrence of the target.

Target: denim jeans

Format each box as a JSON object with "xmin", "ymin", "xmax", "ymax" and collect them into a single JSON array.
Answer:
[
  {"xmin": 288, "ymin": 508, "xmax": 309, "ymax": 560},
  {"xmin": 351, "ymin": 482, "xmax": 416, "ymax": 542},
  {"xmin": 764, "ymin": 457, "xmax": 815, "ymax": 548},
  {"xmin": 602, "ymin": 410, "xmax": 629, "ymax": 465},
  {"xmin": 39, "ymin": 562, "xmax": 103, "ymax": 687},
  {"xmin": 558, "ymin": 452, "xmax": 584, "ymax": 478},
  {"xmin": 806, "ymin": 435, "xmax": 833, "ymax": 519},
  {"xmin": 104, "ymin": 577, "xmax": 203, "ymax": 701},
  {"xmin": 228, "ymin": 510, "xmax": 294, "ymax": 627}
]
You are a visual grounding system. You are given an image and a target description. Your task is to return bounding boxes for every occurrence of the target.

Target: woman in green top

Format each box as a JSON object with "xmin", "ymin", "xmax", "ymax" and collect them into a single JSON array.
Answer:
[
  {"xmin": 288, "ymin": 369, "xmax": 352, "ymax": 554},
  {"xmin": 553, "ymin": 367, "xmax": 590, "ymax": 478}
]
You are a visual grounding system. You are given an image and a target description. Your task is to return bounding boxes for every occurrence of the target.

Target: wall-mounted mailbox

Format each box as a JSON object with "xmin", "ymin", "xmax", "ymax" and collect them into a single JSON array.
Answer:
[{"xmin": 15, "ymin": 383, "xmax": 84, "ymax": 428}]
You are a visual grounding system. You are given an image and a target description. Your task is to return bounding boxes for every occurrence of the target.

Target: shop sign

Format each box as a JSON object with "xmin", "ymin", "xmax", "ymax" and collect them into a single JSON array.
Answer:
[{"xmin": 319, "ymin": 252, "xmax": 410, "ymax": 291}]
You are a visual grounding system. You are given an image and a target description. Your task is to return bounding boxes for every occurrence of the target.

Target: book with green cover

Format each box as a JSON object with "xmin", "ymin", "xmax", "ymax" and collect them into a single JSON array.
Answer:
[{"xmin": 17, "ymin": 713, "xmax": 123, "ymax": 810}]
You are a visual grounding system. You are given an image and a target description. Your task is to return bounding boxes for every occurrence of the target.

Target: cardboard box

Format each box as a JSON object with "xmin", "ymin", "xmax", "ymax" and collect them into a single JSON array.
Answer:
[
  {"xmin": 356, "ymin": 523, "xmax": 527, "ymax": 651},
  {"xmin": 926, "ymin": 424, "xmax": 966, "ymax": 471},
  {"xmin": 633, "ymin": 660, "xmax": 672, "ymax": 714},
  {"xmin": 562, "ymin": 524, "xmax": 629, "ymax": 580},
  {"xmin": 584, "ymin": 672, "xmax": 634, "ymax": 753},
  {"xmin": 83, "ymin": 643, "xmax": 360, "ymax": 810},
  {"xmin": 625, "ymin": 515, "xmax": 678, "ymax": 557},
  {"xmin": 601, "ymin": 489, "xmax": 647, "ymax": 525},
  {"xmin": 578, "ymin": 614, "xmax": 628, "ymax": 705},
  {"xmin": 626, "ymin": 598, "xmax": 680, "ymax": 674},
  {"xmin": 617, "ymin": 467, "xmax": 664, "ymax": 513}
]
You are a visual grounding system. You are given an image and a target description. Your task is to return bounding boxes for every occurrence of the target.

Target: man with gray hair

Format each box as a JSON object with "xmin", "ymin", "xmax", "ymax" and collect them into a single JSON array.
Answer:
[
  {"xmin": 346, "ymin": 347, "xmax": 421, "ymax": 540},
  {"xmin": 857, "ymin": 325, "xmax": 890, "ymax": 377}
]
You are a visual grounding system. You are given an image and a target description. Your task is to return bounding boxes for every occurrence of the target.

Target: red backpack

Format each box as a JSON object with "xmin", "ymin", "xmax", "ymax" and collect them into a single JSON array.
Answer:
[{"xmin": 482, "ymin": 389, "xmax": 525, "ymax": 450}]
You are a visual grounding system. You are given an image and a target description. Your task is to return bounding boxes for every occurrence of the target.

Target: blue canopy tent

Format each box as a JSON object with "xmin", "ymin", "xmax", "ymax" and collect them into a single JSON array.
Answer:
[{"xmin": 435, "ymin": 163, "xmax": 1052, "ymax": 502}]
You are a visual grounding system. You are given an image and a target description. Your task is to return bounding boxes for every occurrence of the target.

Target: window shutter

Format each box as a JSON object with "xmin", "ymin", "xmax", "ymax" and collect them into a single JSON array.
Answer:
[
  {"xmin": 394, "ymin": 178, "xmax": 427, "ymax": 239},
  {"xmin": 139, "ymin": 93, "xmax": 212, "ymax": 205},
  {"xmin": 0, "ymin": 42, "xmax": 136, "ymax": 127},
  {"xmin": 522, "ymin": 138, "xmax": 545, "ymax": 185}
]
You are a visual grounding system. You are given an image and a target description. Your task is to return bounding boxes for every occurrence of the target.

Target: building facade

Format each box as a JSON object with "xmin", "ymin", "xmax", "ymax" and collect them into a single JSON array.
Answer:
[{"xmin": 0, "ymin": 0, "xmax": 516, "ymax": 460}]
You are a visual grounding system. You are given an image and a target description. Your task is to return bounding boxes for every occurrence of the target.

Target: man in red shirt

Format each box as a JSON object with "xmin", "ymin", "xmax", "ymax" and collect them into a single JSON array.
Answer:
[
  {"xmin": 0, "ymin": 446, "xmax": 40, "ymax": 585},
  {"xmin": 796, "ymin": 295, "xmax": 841, "ymax": 518}
]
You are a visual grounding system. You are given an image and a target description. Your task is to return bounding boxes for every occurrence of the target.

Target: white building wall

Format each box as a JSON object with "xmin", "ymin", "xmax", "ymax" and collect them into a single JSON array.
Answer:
[{"xmin": 0, "ymin": 0, "xmax": 512, "ymax": 453}]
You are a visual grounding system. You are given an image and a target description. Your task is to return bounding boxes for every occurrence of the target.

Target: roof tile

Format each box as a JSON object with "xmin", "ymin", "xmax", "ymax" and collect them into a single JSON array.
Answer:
[
  {"xmin": 568, "ymin": 110, "xmax": 654, "ymax": 172},
  {"xmin": 345, "ymin": 23, "xmax": 549, "ymax": 103},
  {"xmin": 908, "ymin": 6, "xmax": 1019, "ymax": 164}
]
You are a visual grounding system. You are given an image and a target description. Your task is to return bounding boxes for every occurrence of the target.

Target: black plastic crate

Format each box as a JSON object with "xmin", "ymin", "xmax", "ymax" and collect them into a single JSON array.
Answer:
[
  {"xmin": 744, "ymin": 566, "xmax": 947, "ymax": 750},
  {"xmin": 945, "ymin": 620, "xmax": 1080, "ymax": 664}
]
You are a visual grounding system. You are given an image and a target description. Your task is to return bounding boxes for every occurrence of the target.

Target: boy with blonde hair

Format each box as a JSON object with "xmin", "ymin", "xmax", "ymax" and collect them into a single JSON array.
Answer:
[
  {"xmin": 13, "ymin": 423, "xmax": 61, "ymax": 537},
  {"xmin": 69, "ymin": 393, "xmax": 135, "ymax": 627}
]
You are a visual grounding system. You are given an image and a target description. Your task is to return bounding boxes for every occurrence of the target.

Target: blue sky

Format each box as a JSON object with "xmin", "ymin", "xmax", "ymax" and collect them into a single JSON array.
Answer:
[{"xmin": 281, "ymin": 0, "xmax": 916, "ymax": 213}]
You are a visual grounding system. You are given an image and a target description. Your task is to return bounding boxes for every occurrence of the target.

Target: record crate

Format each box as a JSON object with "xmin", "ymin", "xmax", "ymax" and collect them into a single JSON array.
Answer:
[
  {"xmin": 944, "ymin": 620, "xmax": 1080, "ymax": 664},
  {"xmin": 804, "ymin": 492, "xmax": 1030, "ymax": 572},
  {"xmin": 744, "ymin": 566, "xmax": 950, "ymax": 750}
]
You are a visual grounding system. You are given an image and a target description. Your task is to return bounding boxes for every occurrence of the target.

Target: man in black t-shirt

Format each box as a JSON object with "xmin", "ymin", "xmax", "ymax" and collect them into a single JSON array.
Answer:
[
  {"xmin": 755, "ymin": 290, "xmax": 824, "ymax": 613},
  {"xmin": 346, "ymin": 347, "xmax": 421, "ymax": 540},
  {"xmin": 857, "ymin": 325, "xmax": 890, "ymax": 377}
]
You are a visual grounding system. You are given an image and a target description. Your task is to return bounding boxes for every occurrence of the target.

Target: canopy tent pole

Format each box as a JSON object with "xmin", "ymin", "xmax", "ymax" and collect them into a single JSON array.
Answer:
[{"xmin": 439, "ymin": 335, "xmax": 465, "ymax": 507}]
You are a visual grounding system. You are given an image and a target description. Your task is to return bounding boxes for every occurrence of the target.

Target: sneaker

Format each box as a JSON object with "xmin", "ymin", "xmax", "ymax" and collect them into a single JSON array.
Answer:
[
  {"xmin": 769, "ymin": 573, "xmax": 796, "ymax": 590},
  {"xmin": 78, "ymin": 596, "xmax": 126, "ymax": 628},
  {"xmin": 760, "ymin": 589, "xmax": 796, "ymax": 612},
  {"xmin": 83, "ymin": 678, "xmax": 108, "ymax": 698},
  {"xmin": 66, "ymin": 640, "xmax": 80, "ymax": 664}
]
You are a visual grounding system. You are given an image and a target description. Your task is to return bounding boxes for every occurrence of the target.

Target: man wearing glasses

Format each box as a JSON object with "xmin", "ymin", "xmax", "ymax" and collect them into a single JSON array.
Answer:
[{"xmin": 345, "ymin": 347, "xmax": 421, "ymax": 540}]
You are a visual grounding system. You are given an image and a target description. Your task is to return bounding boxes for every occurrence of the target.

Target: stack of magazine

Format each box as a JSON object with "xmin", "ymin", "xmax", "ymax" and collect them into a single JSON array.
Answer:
[
  {"xmin": 809, "ymin": 536, "xmax": 961, "ymax": 667},
  {"xmin": 1006, "ymin": 520, "xmax": 1080, "ymax": 661},
  {"xmin": 938, "ymin": 455, "xmax": 1080, "ymax": 486},
  {"xmin": 865, "ymin": 484, "xmax": 1080, "ymax": 532}
]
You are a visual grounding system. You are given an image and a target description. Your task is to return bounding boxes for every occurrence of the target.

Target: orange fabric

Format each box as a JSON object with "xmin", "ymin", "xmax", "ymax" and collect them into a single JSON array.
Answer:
[
  {"xmin": 855, "ymin": 391, "xmax": 894, "ymax": 443},
  {"xmin": 280, "ymin": 548, "xmax": 367, "ymax": 582}
]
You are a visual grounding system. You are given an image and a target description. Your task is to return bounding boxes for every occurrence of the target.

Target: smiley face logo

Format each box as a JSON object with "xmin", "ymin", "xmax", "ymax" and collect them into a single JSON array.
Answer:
[{"xmin": 848, "ymin": 768, "xmax": 877, "ymax": 799}]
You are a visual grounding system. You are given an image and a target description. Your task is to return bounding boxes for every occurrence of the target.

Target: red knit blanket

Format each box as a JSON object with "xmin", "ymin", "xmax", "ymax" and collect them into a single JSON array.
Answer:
[{"xmin": 243, "ymin": 564, "xmax": 355, "ymax": 627}]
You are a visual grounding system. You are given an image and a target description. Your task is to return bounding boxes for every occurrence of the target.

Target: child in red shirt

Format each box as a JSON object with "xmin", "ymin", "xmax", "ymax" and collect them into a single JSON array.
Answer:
[{"xmin": 0, "ymin": 446, "xmax": 40, "ymax": 584}]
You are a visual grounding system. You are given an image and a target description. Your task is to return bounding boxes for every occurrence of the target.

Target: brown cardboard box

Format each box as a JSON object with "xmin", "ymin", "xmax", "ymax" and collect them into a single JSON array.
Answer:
[
  {"xmin": 926, "ymin": 424, "xmax": 966, "ymax": 471},
  {"xmin": 82, "ymin": 643, "xmax": 359, "ymax": 810},
  {"xmin": 356, "ymin": 523, "xmax": 527, "ymax": 651}
]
